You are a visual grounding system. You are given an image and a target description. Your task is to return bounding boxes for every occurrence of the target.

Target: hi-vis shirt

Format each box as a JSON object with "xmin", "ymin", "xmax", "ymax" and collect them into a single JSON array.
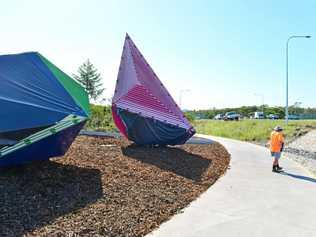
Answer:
[{"xmin": 270, "ymin": 131, "xmax": 284, "ymax": 152}]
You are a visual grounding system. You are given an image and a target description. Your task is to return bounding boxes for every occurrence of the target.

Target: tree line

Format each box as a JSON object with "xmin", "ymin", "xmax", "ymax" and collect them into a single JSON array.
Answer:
[{"xmin": 186, "ymin": 105, "xmax": 316, "ymax": 120}]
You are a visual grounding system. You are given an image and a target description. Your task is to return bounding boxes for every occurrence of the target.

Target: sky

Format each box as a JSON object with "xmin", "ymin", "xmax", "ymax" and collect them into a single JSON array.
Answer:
[{"xmin": 1, "ymin": 0, "xmax": 316, "ymax": 109}]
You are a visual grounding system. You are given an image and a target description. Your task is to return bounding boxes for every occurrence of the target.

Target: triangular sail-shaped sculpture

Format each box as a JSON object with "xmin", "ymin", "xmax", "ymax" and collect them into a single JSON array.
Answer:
[
  {"xmin": 112, "ymin": 34, "xmax": 195, "ymax": 145},
  {"xmin": 0, "ymin": 52, "xmax": 90, "ymax": 167}
]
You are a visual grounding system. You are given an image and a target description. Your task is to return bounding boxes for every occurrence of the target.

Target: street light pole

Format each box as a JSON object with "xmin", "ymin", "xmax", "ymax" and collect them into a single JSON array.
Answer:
[{"xmin": 285, "ymin": 35, "xmax": 311, "ymax": 125}]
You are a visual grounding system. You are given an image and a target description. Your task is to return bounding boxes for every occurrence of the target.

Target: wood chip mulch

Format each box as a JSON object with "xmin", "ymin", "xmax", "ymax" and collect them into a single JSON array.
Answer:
[{"xmin": 0, "ymin": 136, "xmax": 230, "ymax": 237}]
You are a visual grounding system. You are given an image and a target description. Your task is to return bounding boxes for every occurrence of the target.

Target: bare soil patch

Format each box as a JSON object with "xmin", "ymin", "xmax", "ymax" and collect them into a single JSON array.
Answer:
[{"xmin": 0, "ymin": 136, "xmax": 230, "ymax": 237}]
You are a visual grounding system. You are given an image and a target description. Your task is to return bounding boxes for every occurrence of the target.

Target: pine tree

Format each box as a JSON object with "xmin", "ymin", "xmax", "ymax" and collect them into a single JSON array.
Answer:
[{"xmin": 73, "ymin": 59, "xmax": 104, "ymax": 101}]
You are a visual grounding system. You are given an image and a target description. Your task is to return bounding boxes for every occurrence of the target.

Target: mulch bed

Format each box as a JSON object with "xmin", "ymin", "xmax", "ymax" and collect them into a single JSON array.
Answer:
[{"xmin": 0, "ymin": 136, "xmax": 230, "ymax": 237}]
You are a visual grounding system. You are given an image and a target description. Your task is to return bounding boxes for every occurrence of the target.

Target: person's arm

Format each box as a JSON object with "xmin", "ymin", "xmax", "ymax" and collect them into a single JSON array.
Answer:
[
  {"xmin": 280, "ymin": 133, "xmax": 285, "ymax": 143},
  {"xmin": 280, "ymin": 133, "xmax": 285, "ymax": 152},
  {"xmin": 267, "ymin": 133, "xmax": 272, "ymax": 148}
]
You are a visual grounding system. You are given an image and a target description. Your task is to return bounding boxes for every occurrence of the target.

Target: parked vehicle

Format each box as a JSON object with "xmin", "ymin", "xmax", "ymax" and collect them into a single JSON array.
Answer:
[
  {"xmin": 254, "ymin": 111, "xmax": 265, "ymax": 119},
  {"xmin": 214, "ymin": 113, "xmax": 224, "ymax": 120},
  {"xmin": 224, "ymin": 111, "xmax": 240, "ymax": 121},
  {"xmin": 267, "ymin": 114, "xmax": 279, "ymax": 120}
]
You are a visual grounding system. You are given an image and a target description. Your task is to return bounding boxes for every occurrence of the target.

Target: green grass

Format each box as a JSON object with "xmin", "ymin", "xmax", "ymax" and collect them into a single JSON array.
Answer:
[{"xmin": 193, "ymin": 119, "xmax": 316, "ymax": 143}]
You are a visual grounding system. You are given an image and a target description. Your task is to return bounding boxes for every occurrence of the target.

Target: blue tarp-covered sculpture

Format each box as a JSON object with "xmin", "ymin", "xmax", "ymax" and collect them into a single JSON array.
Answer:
[{"xmin": 0, "ymin": 52, "xmax": 90, "ymax": 167}]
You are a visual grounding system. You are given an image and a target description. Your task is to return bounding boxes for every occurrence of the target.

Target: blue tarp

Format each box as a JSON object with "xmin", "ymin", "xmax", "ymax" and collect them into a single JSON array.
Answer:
[
  {"xmin": 0, "ymin": 52, "xmax": 85, "ymax": 133},
  {"xmin": 117, "ymin": 108, "xmax": 192, "ymax": 145},
  {"xmin": 0, "ymin": 121, "xmax": 85, "ymax": 167}
]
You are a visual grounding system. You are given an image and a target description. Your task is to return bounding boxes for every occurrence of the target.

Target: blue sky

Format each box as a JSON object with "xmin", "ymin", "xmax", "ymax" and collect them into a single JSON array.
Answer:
[{"xmin": 1, "ymin": 0, "xmax": 315, "ymax": 109}]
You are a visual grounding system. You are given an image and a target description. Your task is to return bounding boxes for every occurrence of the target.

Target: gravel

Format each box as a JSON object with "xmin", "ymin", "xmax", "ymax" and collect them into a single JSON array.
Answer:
[
  {"xmin": 250, "ymin": 129, "xmax": 316, "ymax": 176},
  {"xmin": 283, "ymin": 147, "xmax": 316, "ymax": 160},
  {"xmin": 287, "ymin": 129, "xmax": 316, "ymax": 153},
  {"xmin": 284, "ymin": 129, "xmax": 316, "ymax": 176},
  {"xmin": 0, "ymin": 136, "xmax": 230, "ymax": 237}
]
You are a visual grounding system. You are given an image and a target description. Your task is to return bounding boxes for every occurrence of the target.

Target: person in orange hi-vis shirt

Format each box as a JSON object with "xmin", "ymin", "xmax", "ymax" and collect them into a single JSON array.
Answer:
[{"xmin": 270, "ymin": 126, "xmax": 285, "ymax": 173}]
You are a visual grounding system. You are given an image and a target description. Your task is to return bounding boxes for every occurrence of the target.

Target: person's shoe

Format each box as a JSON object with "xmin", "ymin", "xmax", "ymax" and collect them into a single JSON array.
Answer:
[
  {"xmin": 277, "ymin": 165, "xmax": 283, "ymax": 171},
  {"xmin": 272, "ymin": 165, "xmax": 281, "ymax": 173}
]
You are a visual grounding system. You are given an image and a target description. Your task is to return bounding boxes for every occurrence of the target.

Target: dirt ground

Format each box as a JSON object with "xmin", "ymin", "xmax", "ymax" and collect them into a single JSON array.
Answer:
[{"xmin": 0, "ymin": 136, "xmax": 230, "ymax": 237}]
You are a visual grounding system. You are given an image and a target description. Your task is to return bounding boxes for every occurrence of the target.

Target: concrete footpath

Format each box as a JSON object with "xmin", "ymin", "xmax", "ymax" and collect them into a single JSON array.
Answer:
[{"xmin": 148, "ymin": 135, "xmax": 316, "ymax": 237}]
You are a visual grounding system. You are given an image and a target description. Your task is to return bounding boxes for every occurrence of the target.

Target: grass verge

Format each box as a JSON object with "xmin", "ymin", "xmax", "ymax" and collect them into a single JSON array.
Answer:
[{"xmin": 194, "ymin": 119, "xmax": 316, "ymax": 143}]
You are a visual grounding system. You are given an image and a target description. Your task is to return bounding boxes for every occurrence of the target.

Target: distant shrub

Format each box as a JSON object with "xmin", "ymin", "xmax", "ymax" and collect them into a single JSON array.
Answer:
[
  {"xmin": 184, "ymin": 112, "xmax": 195, "ymax": 123},
  {"xmin": 85, "ymin": 104, "xmax": 116, "ymax": 131}
]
